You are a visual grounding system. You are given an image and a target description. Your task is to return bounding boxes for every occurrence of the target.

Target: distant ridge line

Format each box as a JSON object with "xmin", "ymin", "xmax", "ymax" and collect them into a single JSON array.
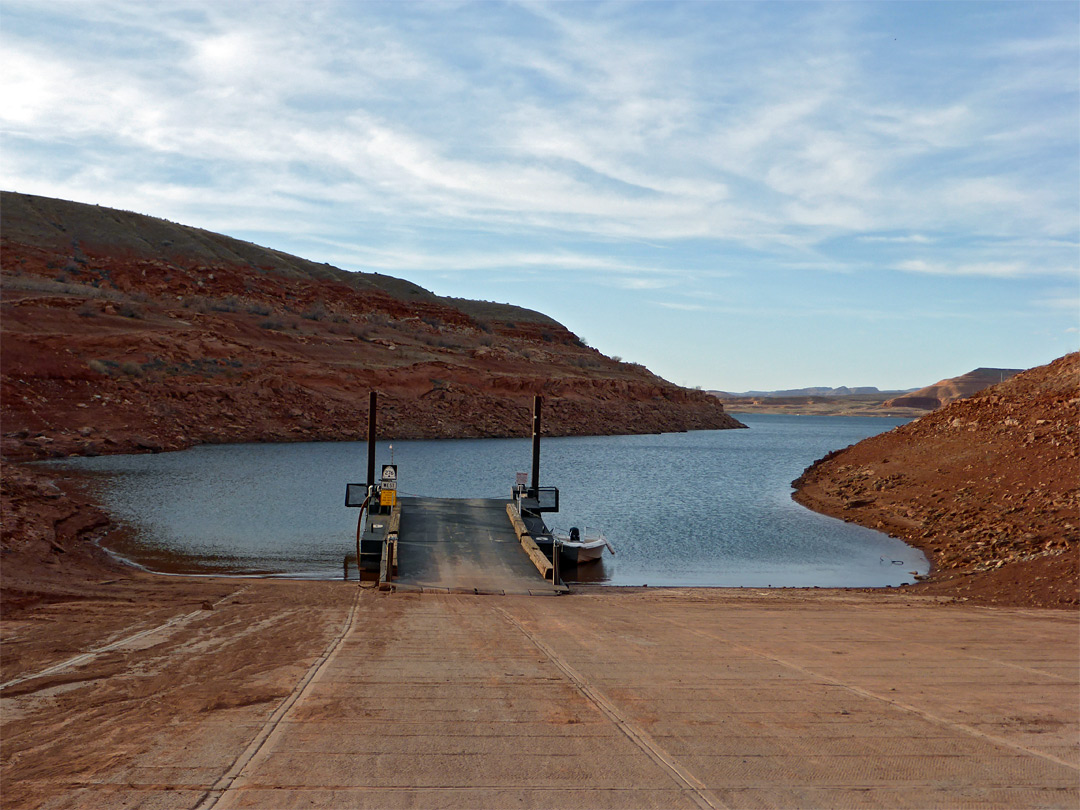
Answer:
[{"xmin": 711, "ymin": 386, "xmax": 914, "ymax": 399}]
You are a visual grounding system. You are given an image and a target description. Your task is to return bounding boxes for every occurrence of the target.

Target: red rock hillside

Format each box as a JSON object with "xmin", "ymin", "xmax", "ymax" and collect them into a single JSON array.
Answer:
[
  {"xmin": 1, "ymin": 191, "xmax": 743, "ymax": 464},
  {"xmin": 793, "ymin": 353, "xmax": 1079, "ymax": 608}
]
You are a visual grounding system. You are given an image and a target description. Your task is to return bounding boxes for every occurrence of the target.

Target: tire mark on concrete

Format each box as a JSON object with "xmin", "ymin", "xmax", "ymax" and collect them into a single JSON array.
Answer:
[
  {"xmin": 194, "ymin": 586, "xmax": 362, "ymax": 810},
  {"xmin": 494, "ymin": 605, "xmax": 726, "ymax": 810},
  {"xmin": 0, "ymin": 586, "xmax": 250, "ymax": 692}
]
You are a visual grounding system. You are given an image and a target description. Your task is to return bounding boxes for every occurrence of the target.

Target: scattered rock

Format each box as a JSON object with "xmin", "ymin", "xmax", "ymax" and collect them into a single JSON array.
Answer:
[{"xmin": 793, "ymin": 353, "xmax": 1079, "ymax": 609}]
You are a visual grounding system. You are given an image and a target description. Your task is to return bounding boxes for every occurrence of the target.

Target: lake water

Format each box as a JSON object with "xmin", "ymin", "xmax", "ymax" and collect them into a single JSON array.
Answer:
[{"xmin": 45, "ymin": 414, "xmax": 929, "ymax": 587}]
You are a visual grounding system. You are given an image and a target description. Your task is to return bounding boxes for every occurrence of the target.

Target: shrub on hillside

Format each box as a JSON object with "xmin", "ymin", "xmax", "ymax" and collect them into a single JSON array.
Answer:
[{"xmin": 117, "ymin": 302, "xmax": 144, "ymax": 319}]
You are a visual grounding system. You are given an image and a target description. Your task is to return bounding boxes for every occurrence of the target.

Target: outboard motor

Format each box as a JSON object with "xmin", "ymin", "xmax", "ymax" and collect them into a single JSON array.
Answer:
[{"xmin": 569, "ymin": 527, "xmax": 580, "ymax": 543}]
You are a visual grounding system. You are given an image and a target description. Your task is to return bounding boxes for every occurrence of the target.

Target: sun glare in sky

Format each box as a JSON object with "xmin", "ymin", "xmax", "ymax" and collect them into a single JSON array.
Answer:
[{"xmin": 2, "ymin": 1, "xmax": 1077, "ymax": 390}]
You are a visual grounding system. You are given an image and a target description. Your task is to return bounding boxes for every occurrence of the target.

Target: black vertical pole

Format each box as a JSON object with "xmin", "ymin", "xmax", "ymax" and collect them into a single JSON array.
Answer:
[
  {"xmin": 531, "ymin": 395, "xmax": 542, "ymax": 497},
  {"xmin": 366, "ymin": 391, "xmax": 377, "ymax": 492}
]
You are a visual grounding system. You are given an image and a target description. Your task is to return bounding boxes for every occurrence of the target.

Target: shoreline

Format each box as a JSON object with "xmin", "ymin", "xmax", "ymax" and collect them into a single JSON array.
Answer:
[
  {"xmin": 0, "ymin": 453, "xmax": 1044, "ymax": 616},
  {"xmin": 19, "ymin": 421, "xmax": 928, "ymax": 595},
  {"xmin": 9, "ymin": 345, "xmax": 1079, "ymax": 613},
  {"xmin": 727, "ymin": 407, "xmax": 929, "ymax": 418},
  {"xmin": 787, "ymin": 357, "xmax": 1079, "ymax": 611}
]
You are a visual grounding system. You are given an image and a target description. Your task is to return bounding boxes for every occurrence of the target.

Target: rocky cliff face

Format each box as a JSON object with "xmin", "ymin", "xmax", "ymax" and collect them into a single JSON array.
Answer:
[
  {"xmin": 793, "ymin": 353, "xmax": 1078, "ymax": 608},
  {"xmin": 1, "ymin": 192, "xmax": 743, "ymax": 463}
]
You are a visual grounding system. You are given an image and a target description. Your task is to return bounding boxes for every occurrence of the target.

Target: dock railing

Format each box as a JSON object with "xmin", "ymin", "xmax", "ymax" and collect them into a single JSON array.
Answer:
[{"xmin": 512, "ymin": 485, "xmax": 559, "ymax": 516}]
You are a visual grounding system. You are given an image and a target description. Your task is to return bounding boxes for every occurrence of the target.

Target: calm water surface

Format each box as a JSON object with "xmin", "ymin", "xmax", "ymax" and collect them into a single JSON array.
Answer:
[{"xmin": 46, "ymin": 414, "xmax": 929, "ymax": 587}]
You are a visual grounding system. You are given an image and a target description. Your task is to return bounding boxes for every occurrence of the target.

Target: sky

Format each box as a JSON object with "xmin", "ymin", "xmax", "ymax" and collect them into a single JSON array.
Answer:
[{"xmin": 2, "ymin": 1, "xmax": 1077, "ymax": 392}]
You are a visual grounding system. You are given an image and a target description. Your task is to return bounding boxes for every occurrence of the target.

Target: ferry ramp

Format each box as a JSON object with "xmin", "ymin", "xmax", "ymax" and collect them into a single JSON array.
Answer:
[{"xmin": 393, "ymin": 496, "xmax": 563, "ymax": 595}]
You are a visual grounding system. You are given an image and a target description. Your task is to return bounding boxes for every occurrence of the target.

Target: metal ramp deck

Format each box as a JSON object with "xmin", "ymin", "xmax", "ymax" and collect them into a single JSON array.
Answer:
[{"xmin": 392, "ymin": 497, "xmax": 565, "ymax": 595}]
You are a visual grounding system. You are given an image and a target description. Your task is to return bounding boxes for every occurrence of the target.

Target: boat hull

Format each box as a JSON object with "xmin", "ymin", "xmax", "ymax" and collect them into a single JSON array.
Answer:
[
  {"xmin": 535, "ymin": 533, "xmax": 612, "ymax": 566},
  {"xmin": 558, "ymin": 541, "xmax": 608, "ymax": 565}
]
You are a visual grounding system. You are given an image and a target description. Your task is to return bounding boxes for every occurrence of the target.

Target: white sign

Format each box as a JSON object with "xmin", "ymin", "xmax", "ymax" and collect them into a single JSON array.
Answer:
[
  {"xmin": 381, "ymin": 480, "xmax": 397, "ymax": 491},
  {"xmin": 381, "ymin": 464, "xmax": 397, "ymax": 481}
]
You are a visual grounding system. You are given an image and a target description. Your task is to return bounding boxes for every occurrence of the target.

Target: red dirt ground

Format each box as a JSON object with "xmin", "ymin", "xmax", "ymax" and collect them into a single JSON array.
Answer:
[{"xmin": 793, "ymin": 353, "xmax": 1079, "ymax": 609}]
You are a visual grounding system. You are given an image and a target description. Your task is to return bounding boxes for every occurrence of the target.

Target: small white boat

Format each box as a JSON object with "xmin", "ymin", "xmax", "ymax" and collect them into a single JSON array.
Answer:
[{"xmin": 550, "ymin": 526, "xmax": 615, "ymax": 565}]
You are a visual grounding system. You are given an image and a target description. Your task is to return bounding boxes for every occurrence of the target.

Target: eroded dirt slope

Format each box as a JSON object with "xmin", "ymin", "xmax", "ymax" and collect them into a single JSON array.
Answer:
[
  {"xmin": 0, "ymin": 464, "xmax": 122, "ymax": 614},
  {"xmin": 793, "ymin": 353, "xmax": 1079, "ymax": 608},
  {"xmin": 1, "ymin": 191, "xmax": 741, "ymax": 465}
]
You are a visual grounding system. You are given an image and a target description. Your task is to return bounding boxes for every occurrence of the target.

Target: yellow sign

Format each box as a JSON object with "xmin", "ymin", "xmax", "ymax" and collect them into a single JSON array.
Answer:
[{"xmin": 380, "ymin": 488, "xmax": 397, "ymax": 507}]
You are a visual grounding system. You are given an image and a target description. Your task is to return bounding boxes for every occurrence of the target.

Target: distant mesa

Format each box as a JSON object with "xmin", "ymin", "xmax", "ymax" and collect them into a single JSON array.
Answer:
[
  {"xmin": 710, "ymin": 368, "xmax": 1028, "ymax": 417},
  {"xmin": 712, "ymin": 386, "xmax": 887, "ymax": 399},
  {"xmin": 883, "ymin": 368, "xmax": 1023, "ymax": 411}
]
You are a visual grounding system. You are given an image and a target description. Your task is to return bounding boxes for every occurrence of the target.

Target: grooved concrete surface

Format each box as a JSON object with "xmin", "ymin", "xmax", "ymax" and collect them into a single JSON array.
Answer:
[
  {"xmin": 3, "ymin": 585, "xmax": 1076, "ymax": 809},
  {"xmin": 210, "ymin": 591, "xmax": 1077, "ymax": 810}
]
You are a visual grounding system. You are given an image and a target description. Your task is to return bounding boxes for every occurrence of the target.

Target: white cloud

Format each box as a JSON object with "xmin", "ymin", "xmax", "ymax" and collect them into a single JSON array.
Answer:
[
  {"xmin": 658, "ymin": 302, "xmax": 711, "ymax": 312},
  {"xmin": 995, "ymin": 32, "xmax": 1079, "ymax": 58},
  {"xmin": 610, "ymin": 277, "xmax": 674, "ymax": 291},
  {"xmin": 4, "ymin": 0, "xmax": 1073, "ymax": 254},
  {"xmin": 1031, "ymin": 292, "xmax": 1080, "ymax": 312},
  {"xmin": 858, "ymin": 234, "xmax": 933, "ymax": 244},
  {"xmin": 895, "ymin": 259, "xmax": 1075, "ymax": 279},
  {"xmin": 943, "ymin": 178, "xmax": 1031, "ymax": 209},
  {"xmin": 303, "ymin": 239, "xmax": 687, "ymax": 280},
  {"xmin": 1, "ymin": 0, "xmax": 1077, "ymax": 392}
]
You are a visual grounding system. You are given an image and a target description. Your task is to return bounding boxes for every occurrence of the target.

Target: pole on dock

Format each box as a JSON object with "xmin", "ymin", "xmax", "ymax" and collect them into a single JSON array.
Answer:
[
  {"xmin": 366, "ymin": 391, "xmax": 377, "ymax": 492},
  {"xmin": 531, "ymin": 395, "xmax": 542, "ymax": 497}
]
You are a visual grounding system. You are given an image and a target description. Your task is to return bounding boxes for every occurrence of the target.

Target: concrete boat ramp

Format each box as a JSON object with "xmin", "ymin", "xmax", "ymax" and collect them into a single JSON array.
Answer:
[
  {"xmin": 3, "ymin": 581, "xmax": 1076, "ymax": 809},
  {"xmin": 392, "ymin": 497, "xmax": 566, "ymax": 595}
]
